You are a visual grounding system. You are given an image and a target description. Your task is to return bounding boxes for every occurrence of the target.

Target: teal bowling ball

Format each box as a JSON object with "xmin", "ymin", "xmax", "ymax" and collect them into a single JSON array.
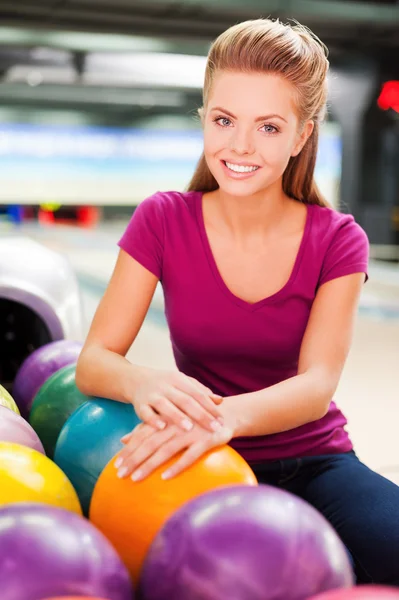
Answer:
[{"xmin": 54, "ymin": 398, "xmax": 141, "ymax": 515}]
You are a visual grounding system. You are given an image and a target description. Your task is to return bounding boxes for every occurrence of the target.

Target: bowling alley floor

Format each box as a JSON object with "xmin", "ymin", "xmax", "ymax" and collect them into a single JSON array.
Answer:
[{"xmin": 2, "ymin": 220, "xmax": 399, "ymax": 485}]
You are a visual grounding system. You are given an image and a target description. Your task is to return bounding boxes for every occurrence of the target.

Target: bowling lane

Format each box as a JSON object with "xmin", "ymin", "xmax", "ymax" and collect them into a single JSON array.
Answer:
[{"xmin": 1, "ymin": 221, "xmax": 399, "ymax": 483}]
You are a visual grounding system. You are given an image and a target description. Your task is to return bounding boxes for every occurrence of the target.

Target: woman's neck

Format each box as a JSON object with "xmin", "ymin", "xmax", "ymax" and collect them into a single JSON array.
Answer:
[{"xmin": 204, "ymin": 182, "xmax": 295, "ymax": 243}]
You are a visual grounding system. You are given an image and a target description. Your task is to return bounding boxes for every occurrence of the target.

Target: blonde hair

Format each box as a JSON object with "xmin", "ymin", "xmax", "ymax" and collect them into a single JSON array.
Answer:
[{"xmin": 187, "ymin": 18, "xmax": 330, "ymax": 207}]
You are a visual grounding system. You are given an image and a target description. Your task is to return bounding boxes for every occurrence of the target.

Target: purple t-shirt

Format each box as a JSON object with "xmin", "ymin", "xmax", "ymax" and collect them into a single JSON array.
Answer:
[{"xmin": 118, "ymin": 190, "xmax": 369, "ymax": 463}]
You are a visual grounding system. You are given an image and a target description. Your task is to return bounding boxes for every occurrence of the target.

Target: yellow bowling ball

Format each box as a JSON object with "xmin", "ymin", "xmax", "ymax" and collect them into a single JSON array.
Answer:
[
  {"xmin": 0, "ymin": 442, "xmax": 82, "ymax": 514},
  {"xmin": 0, "ymin": 385, "xmax": 20, "ymax": 414}
]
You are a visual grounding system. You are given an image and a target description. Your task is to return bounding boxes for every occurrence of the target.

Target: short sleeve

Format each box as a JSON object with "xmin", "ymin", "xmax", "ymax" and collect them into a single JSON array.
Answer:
[
  {"xmin": 318, "ymin": 216, "xmax": 369, "ymax": 288},
  {"xmin": 117, "ymin": 193, "xmax": 164, "ymax": 280}
]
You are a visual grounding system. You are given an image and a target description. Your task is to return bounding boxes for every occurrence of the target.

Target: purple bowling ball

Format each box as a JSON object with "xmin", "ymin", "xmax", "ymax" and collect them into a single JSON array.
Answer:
[
  {"xmin": 140, "ymin": 485, "xmax": 354, "ymax": 600},
  {"xmin": 0, "ymin": 405, "xmax": 44, "ymax": 453},
  {"xmin": 0, "ymin": 503, "xmax": 133, "ymax": 600},
  {"xmin": 13, "ymin": 340, "xmax": 82, "ymax": 417}
]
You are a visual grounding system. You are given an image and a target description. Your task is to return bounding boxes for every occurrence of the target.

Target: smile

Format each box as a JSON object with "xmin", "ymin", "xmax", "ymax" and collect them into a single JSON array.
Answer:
[
  {"xmin": 220, "ymin": 160, "xmax": 261, "ymax": 179},
  {"xmin": 224, "ymin": 161, "xmax": 260, "ymax": 173}
]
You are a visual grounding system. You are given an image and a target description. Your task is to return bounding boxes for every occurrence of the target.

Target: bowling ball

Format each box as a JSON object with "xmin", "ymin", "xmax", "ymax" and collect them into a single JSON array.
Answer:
[
  {"xmin": 13, "ymin": 340, "xmax": 82, "ymax": 417},
  {"xmin": 310, "ymin": 585, "xmax": 399, "ymax": 598},
  {"xmin": 140, "ymin": 484, "xmax": 354, "ymax": 600},
  {"xmin": 90, "ymin": 444, "xmax": 257, "ymax": 582},
  {"xmin": 0, "ymin": 384, "xmax": 20, "ymax": 414},
  {"xmin": 54, "ymin": 398, "xmax": 141, "ymax": 515},
  {"xmin": 0, "ymin": 405, "xmax": 44, "ymax": 453},
  {"xmin": 0, "ymin": 441, "xmax": 81, "ymax": 514},
  {"xmin": 0, "ymin": 503, "xmax": 133, "ymax": 600},
  {"xmin": 29, "ymin": 364, "xmax": 89, "ymax": 457}
]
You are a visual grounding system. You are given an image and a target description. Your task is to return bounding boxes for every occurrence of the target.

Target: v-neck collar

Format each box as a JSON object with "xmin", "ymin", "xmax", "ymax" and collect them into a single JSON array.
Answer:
[{"xmin": 195, "ymin": 190, "xmax": 313, "ymax": 312}]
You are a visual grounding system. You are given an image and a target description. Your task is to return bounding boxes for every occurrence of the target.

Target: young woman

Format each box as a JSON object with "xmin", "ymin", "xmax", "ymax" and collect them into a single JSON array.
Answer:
[{"xmin": 76, "ymin": 19, "xmax": 399, "ymax": 585}]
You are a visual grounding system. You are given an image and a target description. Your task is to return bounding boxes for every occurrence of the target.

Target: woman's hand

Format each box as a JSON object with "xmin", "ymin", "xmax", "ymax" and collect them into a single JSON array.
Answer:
[
  {"xmin": 132, "ymin": 369, "xmax": 223, "ymax": 433},
  {"xmin": 114, "ymin": 409, "xmax": 237, "ymax": 481}
]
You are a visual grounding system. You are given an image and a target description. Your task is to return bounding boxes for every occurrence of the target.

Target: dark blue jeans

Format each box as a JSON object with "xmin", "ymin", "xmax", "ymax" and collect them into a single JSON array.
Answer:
[{"xmin": 251, "ymin": 451, "xmax": 399, "ymax": 585}]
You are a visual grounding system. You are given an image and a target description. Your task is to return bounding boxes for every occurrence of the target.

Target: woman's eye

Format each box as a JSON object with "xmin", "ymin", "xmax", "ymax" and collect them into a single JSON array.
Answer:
[
  {"xmin": 215, "ymin": 117, "xmax": 232, "ymax": 127},
  {"xmin": 262, "ymin": 124, "xmax": 278, "ymax": 134}
]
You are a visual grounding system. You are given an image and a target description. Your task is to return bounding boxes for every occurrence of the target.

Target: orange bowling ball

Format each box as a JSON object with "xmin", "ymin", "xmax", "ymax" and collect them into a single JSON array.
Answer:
[{"xmin": 90, "ymin": 445, "xmax": 257, "ymax": 582}]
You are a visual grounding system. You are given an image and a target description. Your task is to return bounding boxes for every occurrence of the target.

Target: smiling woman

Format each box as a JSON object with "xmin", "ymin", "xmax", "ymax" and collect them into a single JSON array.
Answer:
[{"xmin": 76, "ymin": 18, "xmax": 399, "ymax": 587}]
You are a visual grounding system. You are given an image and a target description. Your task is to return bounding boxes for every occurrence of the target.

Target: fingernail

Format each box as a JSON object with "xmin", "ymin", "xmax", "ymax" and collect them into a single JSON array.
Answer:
[
  {"xmin": 211, "ymin": 420, "xmax": 223, "ymax": 431},
  {"xmin": 131, "ymin": 470, "xmax": 143, "ymax": 482},
  {"xmin": 114, "ymin": 457, "xmax": 123, "ymax": 469},
  {"xmin": 156, "ymin": 420, "xmax": 166, "ymax": 430},
  {"xmin": 181, "ymin": 418, "xmax": 193, "ymax": 431},
  {"xmin": 161, "ymin": 469, "xmax": 172, "ymax": 480},
  {"xmin": 217, "ymin": 416, "xmax": 224, "ymax": 424},
  {"xmin": 117, "ymin": 467, "xmax": 128, "ymax": 478}
]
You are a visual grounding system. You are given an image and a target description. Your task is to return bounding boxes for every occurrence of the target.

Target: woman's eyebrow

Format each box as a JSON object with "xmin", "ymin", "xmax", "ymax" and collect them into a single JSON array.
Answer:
[{"xmin": 210, "ymin": 106, "xmax": 287, "ymax": 123}]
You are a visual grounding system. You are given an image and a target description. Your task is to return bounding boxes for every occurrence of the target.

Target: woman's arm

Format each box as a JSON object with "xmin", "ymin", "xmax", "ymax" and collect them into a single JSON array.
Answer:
[
  {"xmin": 224, "ymin": 272, "xmax": 366, "ymax": 437},
  {"xmin": 75, "ymin": 248, "xmax": 161, "ymax": 403},
  {"xmin": 76, "ymin": 249, "xmax": 222, "ymax": 431}
]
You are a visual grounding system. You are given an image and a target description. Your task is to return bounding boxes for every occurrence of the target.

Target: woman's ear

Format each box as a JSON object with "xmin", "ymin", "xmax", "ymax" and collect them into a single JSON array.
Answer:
[{"xmin": 291, "ymin": 120, "xmax": 314, "ymax": 157}]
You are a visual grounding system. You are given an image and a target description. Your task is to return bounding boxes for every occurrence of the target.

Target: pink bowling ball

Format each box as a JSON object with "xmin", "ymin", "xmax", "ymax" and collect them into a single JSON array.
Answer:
[
  {"xmin": 310, "ymin": 585, "xmax": 399, "ymax": 599},
  {"xmin": 0, "ymin": 405, "xmax": 45, "ymax": 453}
]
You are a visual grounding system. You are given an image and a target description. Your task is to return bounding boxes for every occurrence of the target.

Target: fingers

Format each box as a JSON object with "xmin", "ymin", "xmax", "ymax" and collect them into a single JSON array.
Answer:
[
  {"xmin": 120, "ymin": 422, "xmax": 151, "ymax": 444},
  {"xmin": 115, "ymin": 423, "xmax": 155, "ymax": 472},
  {"xmin": 116, "ymin": 421, "xmax": 234, "ymax": 481},
  {"xmin": 161, "ymin": 425, "xmax": 232, "ymax": 480},
  {"xmin": 161, "ymin": 440, "xmax": 211, "ymax": 480},
  {"xmin": 152, "ymin": 395, "xmax": 195, "ymax": 431},
  {"xmin": 186, "ymin": 377, "xmax": 224, "ymax": 406},
  {"xmin": 161, "ymin": 424, "xmax": 233, "ymax": 479},
  {"xmin": 149, "ymin": 388, "xmax": 224, "ymax": 433},
  {"xmin": 133, "ymin": 370, "xmax": 224, "ymax": 432},
  {"xmin": 130, "ymin": 435, "xmax": 188, "ymax": 482},
  {"xmin": 165, "ymin": 388, "xmax": 224, "ymax": 433},
  {"xmin": 138, "ymin": 404, "xmax": 166, "ymax": 431},
  {"xmin": 115, "ymin": 425, "xmax": 177, "ymax": 479},
  {"xmin": 176, "ymin": 377, "xmax": 224, "ymax": 422}
]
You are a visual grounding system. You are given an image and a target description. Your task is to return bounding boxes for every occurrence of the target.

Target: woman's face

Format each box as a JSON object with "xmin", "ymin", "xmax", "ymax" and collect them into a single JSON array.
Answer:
[{"xmin": 203, "ymin": 71, "xmax": 313, "ymax": 197}]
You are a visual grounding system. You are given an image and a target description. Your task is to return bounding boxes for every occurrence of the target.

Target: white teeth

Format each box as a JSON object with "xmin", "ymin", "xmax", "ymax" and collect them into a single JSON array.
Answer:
[{"xmin": 225, "ymin": 161, "xmax": 259, "ymax": 173}]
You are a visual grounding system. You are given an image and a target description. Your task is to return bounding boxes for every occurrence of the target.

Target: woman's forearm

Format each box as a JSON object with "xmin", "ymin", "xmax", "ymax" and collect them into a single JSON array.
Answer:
[
  {"xmin": 75, "ymin": 345, "xmax": 154, "ymax": 404},
  {"xmin": 223, "ymin": 370, "xmax": 333, "ymax": 438}
]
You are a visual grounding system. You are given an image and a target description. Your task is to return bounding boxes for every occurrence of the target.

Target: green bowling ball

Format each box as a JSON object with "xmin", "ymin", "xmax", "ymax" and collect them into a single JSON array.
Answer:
[
  {"xmin": 0, "ymin": 384, "xmax": 20, "ymax": 414},
  {"xmin": 29, "ymin": 364, "xmax": 89, "ymax": 458}
]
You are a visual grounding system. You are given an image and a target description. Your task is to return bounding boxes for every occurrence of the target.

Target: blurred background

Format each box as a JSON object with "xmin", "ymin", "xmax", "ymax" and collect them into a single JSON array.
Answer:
[{"xmin": 0, "ymin": 0, "xmax": 398, "ymax": 480}]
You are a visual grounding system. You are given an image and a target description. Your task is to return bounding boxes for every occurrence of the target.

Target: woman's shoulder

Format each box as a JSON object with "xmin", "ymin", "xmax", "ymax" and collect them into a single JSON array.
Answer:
[
  {"xmin": 310, "ymin": 202, "xmax": 368, "ymax": 246},
  {"xmin": 139, "ymin": 189, "xmax": 200, "ymax": 215},
  {"xmin": 309, "ymin": 203, "xmax": 369, "ymax": 286}
]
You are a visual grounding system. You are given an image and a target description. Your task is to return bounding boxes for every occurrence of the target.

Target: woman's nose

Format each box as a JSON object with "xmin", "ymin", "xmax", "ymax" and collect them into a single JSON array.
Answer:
[{"xmin": 228, "ymin": 128, "xmax": 255, "ymax": 155}]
